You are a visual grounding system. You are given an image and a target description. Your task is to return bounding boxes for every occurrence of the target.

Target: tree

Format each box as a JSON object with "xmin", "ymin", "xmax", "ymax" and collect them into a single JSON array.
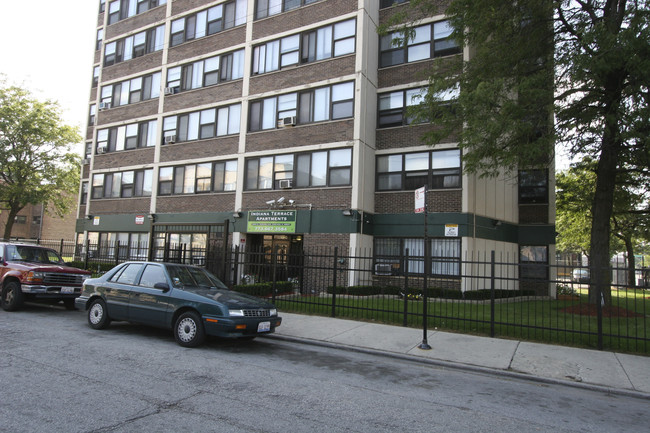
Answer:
[
  {"xmin": 557, "ymin": 159, "xmax": 649, "ymax": 287},
  {"xmin": 0, "ymin": 80, "xmax": 81, "ymax": 240},
  {"xmin": 382, "ymin": 0, "xmax": 650, "ymax": 304}
]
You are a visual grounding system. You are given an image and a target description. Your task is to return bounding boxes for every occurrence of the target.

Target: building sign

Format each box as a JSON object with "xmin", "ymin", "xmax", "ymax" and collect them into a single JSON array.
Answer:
[
  {"xmin": 93, "ymin": 216, "xmax": 100, "ymax": 226},
  {"xmin": 247, "ymin": 210, "xmax": 297, "ymax": 233},
  {"xmin": 414, "ymin": 186, "xmax": 425, "ymax": 213},
  {"xmin": 135, "ymin": 215, "xmax": 145, "ymax": 225},
  {"xmin": 445, "ymin": 224, "xmax": 459, "ymax": 237}
]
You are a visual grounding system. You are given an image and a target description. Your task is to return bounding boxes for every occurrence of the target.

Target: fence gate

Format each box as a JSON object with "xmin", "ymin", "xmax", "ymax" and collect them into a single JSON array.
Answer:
[{"xmin": 149, "ymin": 222, "xmax": 230, "ymax": 280}]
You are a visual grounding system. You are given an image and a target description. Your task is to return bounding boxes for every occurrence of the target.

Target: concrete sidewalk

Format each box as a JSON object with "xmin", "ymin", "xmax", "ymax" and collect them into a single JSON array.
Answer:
[{"xmin": 267, "ymin": 313, "xmax": 650, "ymax": 398}]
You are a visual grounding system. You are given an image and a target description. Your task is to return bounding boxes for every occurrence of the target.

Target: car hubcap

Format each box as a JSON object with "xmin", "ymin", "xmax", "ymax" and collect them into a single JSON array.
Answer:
[
  {"xmin": 177, "ymin": 318, "xmax": 197, "ymax": 342},
  {"xmin": 89, "ymin": 304, "xmax": 103, "ymax": 325},
  {"xmin": 5, "ymin": 290, "xmax": 13, "ymax": 304}
]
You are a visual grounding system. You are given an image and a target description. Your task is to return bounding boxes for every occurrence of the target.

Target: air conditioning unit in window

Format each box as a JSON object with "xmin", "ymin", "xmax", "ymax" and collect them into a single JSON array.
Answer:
[
  {"xmin": 82, "ymin": 158, "xmax": 90, "ymax": 165},
  {"xmin": 164, "ymin": 134, "xmax": 177, "ymax": 144},
  {"xmin": 374, "ymin": 263, "xmax": 393, "ymax": 276},
  {"xmin": 278, "ymin": 179, "xmax": 293, "ymax": 189},
  {"xmin": 97, "ymin": 145, "xmax": 108, "ymax": 154},
  {"xmin": 278, "ymin": 116, "xmax": 296, "ymax": 128},
  {"xmin": 164, "ymin": 86, "xmax": 179, "ymax": 95},
  {"xmin": 98, "ymin": 102, "xmax": 111, "ymax": 111}
]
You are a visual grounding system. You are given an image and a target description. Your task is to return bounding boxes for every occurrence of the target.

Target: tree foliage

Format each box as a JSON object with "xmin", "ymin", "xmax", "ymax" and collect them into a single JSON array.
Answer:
[
  {"xmin": 382, "ymin": 0, "xmax": 650, "ymax": 303},
  {"xmin": 0, "ymin": 80, "xmax": 81, "ymax": 240}
]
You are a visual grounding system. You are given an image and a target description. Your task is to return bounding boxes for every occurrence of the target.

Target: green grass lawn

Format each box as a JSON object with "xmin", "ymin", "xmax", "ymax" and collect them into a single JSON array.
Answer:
[{"xmin": 273, "ymin": 290, "xmax": 650, "ymax": 354}]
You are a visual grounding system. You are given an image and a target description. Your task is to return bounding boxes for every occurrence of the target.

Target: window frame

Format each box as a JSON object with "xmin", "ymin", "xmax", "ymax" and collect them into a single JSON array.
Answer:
[
  {"xmin": 245, "ymin": 148, "xmax": 352, "ymax": 191},
  {"xmin": 376, "ymin": 149, "xmax": 462, "ymax": 191},
  {"xmin": 158, "ymin": 160, "xmax": 238, "ymax": 196},
  {"xmin": 379, "ymin": 20, "xmax": 460, "ymax": 68}
]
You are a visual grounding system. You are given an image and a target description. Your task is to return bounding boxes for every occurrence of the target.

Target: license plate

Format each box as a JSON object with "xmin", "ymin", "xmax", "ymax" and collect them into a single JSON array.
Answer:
[
  {"xmin": 61, "ymin": 287, "xmax": 75, "ymax": 294},
  {"xmin": 257, "ymin": 321, "xmax": 271, "ymax": 332}
]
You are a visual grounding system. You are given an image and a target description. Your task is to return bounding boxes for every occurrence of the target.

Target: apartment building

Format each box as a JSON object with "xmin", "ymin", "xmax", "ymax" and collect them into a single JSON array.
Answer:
[{"xmin": 77, "ymin": 0, "xmax": 555, "ymax": 291}]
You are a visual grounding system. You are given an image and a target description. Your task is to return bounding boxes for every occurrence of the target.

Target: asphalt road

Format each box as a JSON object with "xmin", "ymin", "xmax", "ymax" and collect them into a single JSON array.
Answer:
[{"xmin": 0, "ymin": 303, "xmax": 646, "ymax": 433}]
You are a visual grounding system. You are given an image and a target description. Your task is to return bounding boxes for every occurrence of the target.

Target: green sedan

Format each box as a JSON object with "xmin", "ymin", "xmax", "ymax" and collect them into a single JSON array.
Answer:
[{"xmin": 76, "ymin": 261, "xmax": 282, "ymax": 347}]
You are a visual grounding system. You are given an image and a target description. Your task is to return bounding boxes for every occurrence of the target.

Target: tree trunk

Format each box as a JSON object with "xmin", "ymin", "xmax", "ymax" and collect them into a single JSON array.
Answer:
[
  {"xmin": 2, "ymin": 206, "xmax": 20, "ymax": 240},
  {"xmin": 589, "ymin": 118, "xmax": 621, "ymax": 306}
]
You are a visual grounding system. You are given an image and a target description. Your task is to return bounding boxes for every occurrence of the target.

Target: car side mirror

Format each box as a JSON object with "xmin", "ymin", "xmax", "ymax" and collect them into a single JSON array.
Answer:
[{"xmin": 154, "ymin": 282, "xmax": 170, "ymax": 292}]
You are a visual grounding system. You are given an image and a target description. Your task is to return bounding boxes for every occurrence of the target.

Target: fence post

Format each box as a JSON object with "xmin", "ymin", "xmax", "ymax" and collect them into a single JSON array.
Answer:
[
  {"xmin": 84, "ymin": 239, "xmax": 90, "ymax": 270},
  {"xmin": 115, "ymin": 241, "xmax": 120, "ymax": 266},
  {"xmin": 490, "ymin": 250, "xmax": 495, "ymax": 338},
  {"xmin": 272, "ymin": 245, "xmax": 278, "ymax": 304},
  {"xmin": 403, "ymin": 249, "xmax": 409, "ymax": 327},
  {"xmin": 59, "ymin": 239, "xmax": 65, "ymax": 256},
  {"xmin": 331, "ymin": 247, "xmax": 338, "ymax": 318}
]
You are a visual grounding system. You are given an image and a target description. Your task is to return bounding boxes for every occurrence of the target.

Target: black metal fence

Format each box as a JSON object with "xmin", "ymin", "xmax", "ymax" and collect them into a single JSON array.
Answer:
[
  {"xmin": 227, "ymin": 245, "xmax": 649, "ymax": 354},
  {"xmin": 6, "ymin": 238, "xmax": 649, "ymax": 354}
]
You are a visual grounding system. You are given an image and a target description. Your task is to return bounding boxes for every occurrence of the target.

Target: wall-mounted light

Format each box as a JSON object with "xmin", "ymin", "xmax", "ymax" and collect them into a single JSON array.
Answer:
[
  {"xmin": 148, "ymin": 213, "xmax": 156, "ymax": 222},
  {"xmin": 342, "ymin": 209, "xmax": 353, "ymax": 216},
  {"xmin": 86, "ymin": 215, "xmax": 93, "ymax": 220},
  {"xmin": 277, "ymin": 197, "xmax": 285, "ymax": 204},
  {"xmin": 288, "ymin": 199, "xmax": 295, "ymax": 206},
  {"xmin": 266, "ymin": 199, "xmax": 276, "ymax": 207},
  {"xmin": 233, "ymin": 212, "xmax": 242, "ymax": 218},
  {"xmin": 492, "ymin": 219, "xmax": 502, "ymax": 227}
]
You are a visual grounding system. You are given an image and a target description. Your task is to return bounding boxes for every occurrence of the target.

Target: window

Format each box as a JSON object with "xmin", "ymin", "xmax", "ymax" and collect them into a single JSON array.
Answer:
[
  {"xmin": 377, "ymin": 149, "xmax": 461, "ymax": 191},
  {"xmin": 380, "ymin": 20, "xmax": 460, "ymax": 68},
  {"xmin": 89, "ymin": 104, "xmax": 96, "ymax": 126},
  {"xmin": 111, "ymin": 263, "xmax": 143, "ymax": 284},
  {"xmin": 520, "ymin": 246, "xmax": 548, "ymax": 280},
  {"xmin": 108, "ymin": 0, "xmax": 166, "ymax": 24},
  {"xmin": 81, "ymin": 182, "xmax": 89, "ymax": 205},
  {"xmin": 255, "ymin": 0, "xmax": 320, "ymax": 19},
  {"xmin": 249, "ymin": 82, "xmax": 354, "ymax": 131},
  {"xmin": 378, "ymin": 85, "xmax": 459, "ymax": 128},
  {"xmin": 162, "ymin": 104, "xmax": 241, "ymax": 143},
  {"xmin": 104, "ymin": 24, "xmax": 165, "ymax": 66},
  {"xmin": 91, "ymin": 169, "xmax": 153, "ymax": 199},
  {"xmin": 100, "ymin": 72, "xmax": 161, "ymax": 107},
  {"xmin": 519, "ymin": 170, "xmax": 548, "ymax": 204},
  {"xmin": 96, "ymin": 120, "xmax": 157, "ymax": 154},
  {"xmin": 380, "ymin": 0, "xmax": 408, "ymax": 7},
  {"xmin": 170, "ymin": 0, "xmax": 246, "ymax": 47},
  {"xmin": 139, "ymin": 264, "xmax": 166, "ymax": 288},
  {"xmin": 166, "ymin": 50, "xmax": 244, "ymax": 92},
  {"xmin": 96, "ymin": 29, "xmax": 104, "ymax": 51},
  {"xmin": 100, "ymin": 0, "xmax": 106, "ymax": 13},
  {"xmin": 252, "ymin": 19, "xmax": 355, "ymax": 74},
  {"xmin": 14, "ymin": 216, "xmax": 27, "ymax": 225},
  {"xmin": 245, "ymin": 148, "xmax": 351, "ymax": 190},
  {"xmin": 92, "ymin": 67, "xmax": 100, "ymax": 88},
  {"xmin": 158, "ymin": 161, "xmax": 237, "ymax": 196},
  {"xmin": 374, "ymin": 237, "xmax": 461, "ymax": 277}
]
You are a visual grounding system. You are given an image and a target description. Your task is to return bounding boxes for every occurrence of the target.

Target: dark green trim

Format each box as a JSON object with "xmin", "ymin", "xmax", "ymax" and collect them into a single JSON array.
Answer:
[{"xmin": 76, "ymin": 211, "xmax": 556, "ymax": 245}]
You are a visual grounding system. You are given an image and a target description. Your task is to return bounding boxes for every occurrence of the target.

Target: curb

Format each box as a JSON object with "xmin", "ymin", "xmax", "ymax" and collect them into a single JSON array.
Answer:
[{"xmin": 264, "ymin": 333, "xmax": 650, "ymax": 401}]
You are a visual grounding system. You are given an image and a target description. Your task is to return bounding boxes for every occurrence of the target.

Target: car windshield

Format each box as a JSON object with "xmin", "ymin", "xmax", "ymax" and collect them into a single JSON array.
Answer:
[
  {"xmin": 166, "ymin": 265, "xmax": 228, "ymax": 290},
  {"xmin": 7, "ymin": 245, "xmax": 65, "ymax": 264}
]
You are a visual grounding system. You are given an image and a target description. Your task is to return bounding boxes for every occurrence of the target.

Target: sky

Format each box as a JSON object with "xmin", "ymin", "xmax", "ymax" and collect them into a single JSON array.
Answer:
[{"xmin": 0, "ymin": 0, "xmax": 99, "ymax": 152}]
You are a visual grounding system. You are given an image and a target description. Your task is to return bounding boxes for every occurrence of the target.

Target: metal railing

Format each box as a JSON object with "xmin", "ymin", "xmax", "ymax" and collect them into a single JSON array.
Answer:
[{"xmin": 5, "ymin": 238, "xmax": 648, "ymax": 354}]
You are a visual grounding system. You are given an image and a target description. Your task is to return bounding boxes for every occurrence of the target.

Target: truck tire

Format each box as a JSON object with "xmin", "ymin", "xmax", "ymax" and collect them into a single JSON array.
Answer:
[{"xmin": 1, "ymin": 281, "xmax": 25, "ymax": 311}]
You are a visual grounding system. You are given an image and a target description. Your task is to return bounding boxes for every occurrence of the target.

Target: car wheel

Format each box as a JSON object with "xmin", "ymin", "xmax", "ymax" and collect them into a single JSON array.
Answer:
[
  {"xmin": 88, "ymin": 299, "xmax": 111, "ymax": 330},
  {"xmin": 174, "ymin": 311, "xmax": 205, "ymax": 348},
  {"xmin": 1, "ymin": 281, "xmax": 25, "ymax": 311}
]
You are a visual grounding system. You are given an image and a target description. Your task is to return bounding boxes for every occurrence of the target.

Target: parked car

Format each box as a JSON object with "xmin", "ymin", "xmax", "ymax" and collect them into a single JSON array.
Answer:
[
  {"xmin": 76, "ymin": 261, "xmax": 282, "ymax": 347},
  {"xmin": 572, "ymin": 268, "xmax": 590, "ymax": 283},
  {"xmin": 0, "ymin": 242, "xmax": 91, "ymax": 311}
]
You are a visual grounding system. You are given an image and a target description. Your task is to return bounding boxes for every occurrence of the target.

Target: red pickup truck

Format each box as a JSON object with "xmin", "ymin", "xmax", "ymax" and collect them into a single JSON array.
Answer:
[{"xmin": 0, "ymin": 242, "xmax": 91, "ymax": 311}]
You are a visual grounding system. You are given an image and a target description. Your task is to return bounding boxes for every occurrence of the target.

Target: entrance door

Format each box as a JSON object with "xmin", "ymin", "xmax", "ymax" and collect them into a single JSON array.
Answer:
[{"xmin": 247, "ymin": 234, "xmax": 303, "ymax": 282}]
